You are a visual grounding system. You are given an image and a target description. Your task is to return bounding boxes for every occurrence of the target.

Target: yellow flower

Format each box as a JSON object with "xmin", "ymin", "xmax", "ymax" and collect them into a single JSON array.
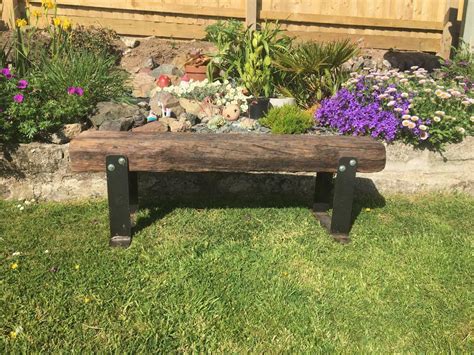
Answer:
[
  {"xmin": 61, "ymin": 18, "xmax": 71, "ymax": 30},
  {"xmin": 365, "ymin": 208, "xmax": 371, "ymax": 212},
  {"xmin": 9, "ymin": 331, "xmax": 17, "ymax": 339},
  {"xmin": 53, "ymin": 17, "xmax": 61, "ymax": 27},
  {"xmin": 11, "ymin": 262, "xmax": 19, "ymax": 270},
  {"xmin": 74, "ymin": 264, "xmax": 80, "ymax": 270},
  {"xmin": 41, "ymin": 0, "xmax": 55, "ymax": 9},
  {"xmin": 32, "ymin": 10, "xmax": 42, "ymax": 18},
  {"xmin": 15, "ymin": 18, "xmax": 28, "ymax": 28},
  {"xmin": 83, "ymin": 297, "xmax": 91, "ymax": 304}
]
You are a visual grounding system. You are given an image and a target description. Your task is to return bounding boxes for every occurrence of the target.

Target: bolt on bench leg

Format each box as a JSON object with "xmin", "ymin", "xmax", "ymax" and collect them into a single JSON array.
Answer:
[
  {"xmin": 106, "ymin": 155, "xmax": 132, "ymax": 248},
  {"xmin": 312, "ymin": 158, "xmax": 357, "ymax": 244}
]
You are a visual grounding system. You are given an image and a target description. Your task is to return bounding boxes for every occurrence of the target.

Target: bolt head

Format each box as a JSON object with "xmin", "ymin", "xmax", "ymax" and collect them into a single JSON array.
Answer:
[
  {"xmin": 339, "ymin": 165, "xmax": 346, "ymax": 172},
  {"xmin": 349, "ymin": 159, "xmax": 357, "ymax": 167},
  {"xmin": 107, "ymin": 164, "xmax": 115, "ymax": 172},
  {"xmin": 118, "ymin": 157, "xmax": 126, "ymax": 166}
]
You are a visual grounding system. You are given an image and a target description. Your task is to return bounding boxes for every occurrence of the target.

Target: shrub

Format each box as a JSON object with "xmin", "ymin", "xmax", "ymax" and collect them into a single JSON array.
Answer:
[
  {"xmin": 70, "ymin": 25, "xmax": 121, "ymax": 60},
  {"xmin": 316, "ymin": 67, "xmax": 474, "ymax": 151},
  {"xmin": 437, "ymin": 40, "xmax": 474, "ymax": 83},
  {"xmin": 205, "ymin": 19, "xmax": 244, "ymax": 52},
  {"xmin": 260, "ymin": 104, "xmax": 314, "ymax": 134},
  {"xmin": 274, "ymin": 39, "xmax": 359, "ymax": 109}
]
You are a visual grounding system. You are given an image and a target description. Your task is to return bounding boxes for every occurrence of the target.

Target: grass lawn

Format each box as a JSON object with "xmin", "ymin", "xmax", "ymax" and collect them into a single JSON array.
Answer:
[{"xmin": 0, "ymin": 194, "xmax": 473, "ymax": 352}]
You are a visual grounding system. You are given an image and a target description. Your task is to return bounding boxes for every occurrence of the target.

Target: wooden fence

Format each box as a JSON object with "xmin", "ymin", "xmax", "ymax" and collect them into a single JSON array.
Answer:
[{"xmin": 2, "ymin": 0, "xmax": 461, "ymax": 57}]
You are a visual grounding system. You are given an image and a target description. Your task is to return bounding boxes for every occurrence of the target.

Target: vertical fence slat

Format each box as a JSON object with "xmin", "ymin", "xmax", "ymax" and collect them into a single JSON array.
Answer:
[
  {"xmin": 1, "ymin": 0, "xmax": 18, "ymax": 28},
  {"xmin": 246, "ymin": 0, "xmax": 257, "ymax": 29}
]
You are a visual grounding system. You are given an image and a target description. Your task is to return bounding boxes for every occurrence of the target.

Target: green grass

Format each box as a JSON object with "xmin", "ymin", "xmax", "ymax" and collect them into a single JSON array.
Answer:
[{"xmin": 0, "ymin": 194, "xmax": 473, "ymax": 352}]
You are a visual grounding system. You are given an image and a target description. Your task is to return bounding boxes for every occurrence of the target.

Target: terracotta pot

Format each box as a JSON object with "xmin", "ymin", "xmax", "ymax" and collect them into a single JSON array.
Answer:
[{"xmin": 185, "ymin": 65, "xmax": 207, "ymax": 81}]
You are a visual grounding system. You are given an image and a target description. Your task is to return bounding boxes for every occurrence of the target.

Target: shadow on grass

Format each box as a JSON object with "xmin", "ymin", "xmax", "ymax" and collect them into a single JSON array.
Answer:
[{"xmin": 133, "ymin": 172, "xmax": 386, "ymax": 236}]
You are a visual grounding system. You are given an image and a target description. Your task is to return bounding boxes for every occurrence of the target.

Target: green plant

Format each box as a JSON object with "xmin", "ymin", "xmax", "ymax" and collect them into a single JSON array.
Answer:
[
  {"xmin": 69, "ymin": 25, "xmax": 121, "ymax": 60},
  {"xmin": 207, "ymin": 21, "xmax": 291, "ymax": 97},
  {"xmin": 260, "ymin": 104, "xmax": 314, "ymax": 134},
  {"xmin": 205, "ymin": 19, "xmax": 244, "ymax": 52},
  {"xmin": 438, "ymin": 40, "xmax": 474, "ymax": 82},
  {"xmin": 275, "ymin": 39, "xmax": 359, "ymax": 108}
]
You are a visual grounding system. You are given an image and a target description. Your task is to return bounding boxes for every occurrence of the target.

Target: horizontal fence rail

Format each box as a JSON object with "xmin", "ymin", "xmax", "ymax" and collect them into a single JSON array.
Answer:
[{"xmin": 3, "ymin": 0, "xmax": 459, "ymax": 57}]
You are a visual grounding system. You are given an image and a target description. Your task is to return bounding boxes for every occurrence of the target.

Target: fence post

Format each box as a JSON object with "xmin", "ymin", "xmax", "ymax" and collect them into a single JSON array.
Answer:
[
  {"xmin": 246, "ymin": 0, "xmax": 257, "ymax": 30},
  {"xmin": 1, "ymin": 0, "xmax": 19, "ymax": 29}
]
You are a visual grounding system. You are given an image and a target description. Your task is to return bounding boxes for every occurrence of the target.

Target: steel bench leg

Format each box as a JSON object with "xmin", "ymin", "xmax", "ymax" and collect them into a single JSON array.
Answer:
[
  {"xmin": 312, "ymin": 157, "xmax": 357, "ymax": 243},
  {"xmin": 106, "ymin": 155, "xmax": 133, "ymax": 248}
]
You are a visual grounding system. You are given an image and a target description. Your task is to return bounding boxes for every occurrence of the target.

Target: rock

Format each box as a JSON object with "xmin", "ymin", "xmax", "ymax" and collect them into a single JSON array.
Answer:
[
  {"xmin": 239, "ymin": 118, "xmax": 258, "ymax": 130},
  {"xmin": 169, "ymin": 120, "xmax": 191, "ymax": 132},
  {"xmin": 90, "ymin": 102, "xmax": 138, "ymax": 127},
  {"xmin": 159, "ymin": 117, "xmax": 178, "ymax": 126},
  {"xmin": 131, "ymin": 72, "xmax": 156, "ymax": 98},
  {"xmin": 142, "ymin": 57, "xmax": 157, "ymax": 70},
  {"xmin": 179, "ymin": 98, "xmax": 202, "ymax": 116},
  {"xmin": 151, "ymin": 64, "xmax": 182, "ymax": 78},
  {"xmin": 179, "ymin": 112, "xmax": 198, "ymax": 126},
  {"xmin": 150, "ymin": 91, "xmax": 183, "ymax": 117},
  {"xmin": 132, "ymin": 121, "xmax": 169, "ymax": 133},
  {"xmin": 137, "ymin": 101, "xmax": 149, "ymax": 109},
  {"xmin": 198, "ymin": 102, "xmax": 221, "ymax": 123},
  {"xmin": 171, "ymin": 52, "xmax": 188, "ymax": 70},
  {"xmin": 49, "ymin": 123, "xmax": 83, "ymax": 144},
  {"xmin": 122, "ymin": 37, "xmax": 140, "ymax": 48},
  {"xmin": 99, "ymin": 117, "xmax": 134, "ymax": 131},
  {"xmin": 133, "ymin": 110, "xmax": 146, "ymax": 127}
]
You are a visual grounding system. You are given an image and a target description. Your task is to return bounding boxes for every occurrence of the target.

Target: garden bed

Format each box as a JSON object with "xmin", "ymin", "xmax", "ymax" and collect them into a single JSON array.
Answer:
[{"xmin": 1, "ymin": 137, "xmax": 472, "ymax": 202}]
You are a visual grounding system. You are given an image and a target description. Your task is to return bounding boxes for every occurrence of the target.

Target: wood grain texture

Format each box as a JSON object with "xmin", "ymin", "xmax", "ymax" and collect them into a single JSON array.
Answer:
[{"xmin": 69, "ymin": 132, "xmax": 386, "ymax": 173}]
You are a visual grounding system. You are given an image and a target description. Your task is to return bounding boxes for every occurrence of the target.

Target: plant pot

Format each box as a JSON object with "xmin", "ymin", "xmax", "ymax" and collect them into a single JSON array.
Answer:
[
  {"xmin": 248, "ymin": 98, "xmax": 270, "ymax": 119},
  {"xmin": 270, "ymin": 97, "xmax": 296, "ymax": 108},
  {"xmin": 184, "ymin": 64, "xmax": 207, "ymax": 81}
]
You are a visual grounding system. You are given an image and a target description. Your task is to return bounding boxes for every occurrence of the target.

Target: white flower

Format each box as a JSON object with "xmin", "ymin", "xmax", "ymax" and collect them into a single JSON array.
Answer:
[
  {"xmin": 12, "ymin": 252, "xmax": 21, "ymax": 256},
  {"xmin": 402, "ymin": 120, "xmax": 411, "ymax": 127},
  {"xmin": 410, "ymin": 66, "xmax": 419, "ymax": 70},
  {"xmin": 456, "ymin": 127, "xmax": 466, "ymax": 134},
  {"xmin": 433, "ymin": 116, "xmax": 441, "ymax": 122},
  {"xmin": 400, "ymin": 78, "xmax": 408, "ymax": 83},
  {"xmin": 435, "ymin": 111, "xmax": 445, "ymax": 116},
  {"xmin": 372, "ymin": 85, "xmax": 379, "ymax": 90},
  {"xmin": 455, "ymin": 75, "xmax": 464, "ymax": 80},
  {"xmin": 19, "ymin": 206, "xmax": 24, "ymax": 211},
  {"xmin": 408, "ymin": 121, "xmax": 416, "ymax": 129},
  {"xmin": 377, "ymin": 94, "xmax": 388, "ymax": 99},
  {"xmin": 394, "ymin": 107, "xmax": 403, "ymax": 112},
  {"xmin": 419, "ymin": 124, "xmax": 427, "ymax": 131},
  {"xmin": 387, "ymin": 100, "xmax": 396, "ymax": 107},
  {"xmin": 386, "ymin": 87, "xmax": 397, "ymax": 93},
  {"xmin": 44, "ymin": 250, "xmax": 50, "ymax": 254},
  {"xmin": 420, "ymin": 131, "xmax": 429, "ymax": 140},
  {"xmin": 424, "ymin": 88, "xmax": 432, "ymax": 93},
  {"xmin": 419, "ymin": 79, "xmax": 426, "ymax": 84},
  {"xmin": 401, "ymin": 92, "xmax": 409, "ymax": 98},
  {"xmin": 470, "ymin": 116, "xmax": 474, "ymax": 123},
  {"xmin": 461, "ymin": 100, "xmax": 471, "ymax": 106},
  {"xmin": 402, "ymin": 114, "xmax": 411, "ymax": 120},
  {"xmin": 411, "ymin": 115, "xmax": 419, "ymax": 121}
]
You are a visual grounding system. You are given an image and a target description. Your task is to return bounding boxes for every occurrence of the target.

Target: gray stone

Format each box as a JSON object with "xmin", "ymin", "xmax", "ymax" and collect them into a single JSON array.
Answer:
[
  {"xmin": 90, "ymin": 102, "xmax": 138, "ymax": 127},
  {"xmin": 133, "ymin": 111, "xmax": 146, "ymax": 127},
  {"xmin": 239, "ymin": 118, "xmax": 258, "ymax": 130},
  {"xmin": 99, "ymin": 117, "xmax": 134, "ymax": 131},
  {"xmin": 142, "ymin": 57, "xmax": 157, "ymax": 70},
  {"xmin": 151, "ymin": 64, "xmax": 182, "ymax": 78}
]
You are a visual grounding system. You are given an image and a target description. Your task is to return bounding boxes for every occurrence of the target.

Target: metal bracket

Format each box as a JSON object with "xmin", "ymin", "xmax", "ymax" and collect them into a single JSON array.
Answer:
[
  {"xmin": 106, "ymin": 155, "xmax": 137, "ymax": 248},
  {"xmin": 312, "ymin": 157, "xmax": 357, "ymax": 244}
]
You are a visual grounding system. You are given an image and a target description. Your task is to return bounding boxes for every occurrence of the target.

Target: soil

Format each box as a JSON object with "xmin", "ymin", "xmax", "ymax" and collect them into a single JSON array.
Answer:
[{"xmin": 119, "ymin": 37, "xmax": 216, "ymax": 73}]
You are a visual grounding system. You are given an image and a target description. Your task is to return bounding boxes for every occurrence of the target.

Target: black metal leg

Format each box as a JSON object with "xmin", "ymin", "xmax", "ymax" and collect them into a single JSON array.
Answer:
[
  {"xmin": 106, "ymin": 155, "xmax": 132, "ymax": 248},
  {"xmin": 330, "ymin": 157, "xmax": 357, "ymax": 243}
]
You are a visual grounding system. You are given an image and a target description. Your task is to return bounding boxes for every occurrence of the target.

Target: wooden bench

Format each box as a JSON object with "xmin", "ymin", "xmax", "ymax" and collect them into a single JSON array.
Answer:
[{"xmin": 70, "ymin": 131, "xmax": 386, "ymax": 247}]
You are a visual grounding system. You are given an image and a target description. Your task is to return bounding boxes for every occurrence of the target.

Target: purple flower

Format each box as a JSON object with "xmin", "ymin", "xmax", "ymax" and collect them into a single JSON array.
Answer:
[
  {"xmin": 1, "ymin": 68, "xmax": 12, "ymax": 79},
  {"xmin": 13, "ymin": 94, "xmax": 24, "ymax": 103},
  {"xmin": 67, "ymin": 86, "xmax": 85, "ymax": 96},
  {"xmin": 17, "ymin": 79, "xmax": 28, "ymax": 89},
  {"xmin": 75, "ymin": 87, "xmax": 84, "ymax": 96}
]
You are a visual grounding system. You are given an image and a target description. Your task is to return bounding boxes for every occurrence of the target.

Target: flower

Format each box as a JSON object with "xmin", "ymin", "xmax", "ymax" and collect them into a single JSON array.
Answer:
[
  {"xmin": 61, "ymin": 18, "xmax": 72, "ymax": 30},
  {"xmin": 419, "ymin": 124, "xmax": 427, "ymax": 131},
  {"xmin": 74, "ymin": 264, "xmax": 80, "ymax": 270},
  {"xmin": 15, "ymin": 18, "xmax": 27, "ymax": 28},
  {"xmin": 17, "ymin": 79, "xmax": 28, "ymax": 89},
  {"xmin": 1, "ymin": 67, "xmax": 12, "ymax": 79},
  {"xmin": 53, "ymin": 17, "xmax": 61, "ymax": 27},
  {"xmin": 410, "ymin": 115, "xmax": 419, "ymax": 122},
  {"xmin": 42, "ymin": 0, "xmax": 55, "ymax": 9},
  {"xmin": 435, "ymin": 111, "xmax": 445, "ymax": 116},
  {"xmin": 402, "ymin": 114, "xmax": 411, "ymax": 120},
  {"xmin": 433, "ymin": 116, "xmax": 441, "ymax": 123},
  {"xmin": 83, "ymin": 296, "xmax": 91, "ymax": 303},
  {"xmin": 12, "ymin": 251, "xmax": 21, "ymax": 256},
  {"xmin": 67, "ymin": 87, "xmax": 84, "ymax": 96},
  {"xmin": 13, "ymin": 94, "xmax": 24, "ymax": 103},
  {"xmin": 11, "ymin": 262, "xmax": 19, "ymax": 270},
  {"xmin": 32, "ymin": 10, "xmax": 42, "ymax": 18},
  {"xmin": 420, "ymin": 131, "xmax": 429, "ymax": 140},
  {"xmin": 67, "ymin": 87, "xmax": 76, "ymax": 95},
  {"xmin": 387, "ymin": 100, "xmax": 396, "ymax": 107},
  {"xmin": 75, "ymin": 87, "xmax": 84, "ymax": 96},
  {"xmin": 470, "ymin": 116, "xmax": 474, "ymax": 123},
  {"xmin": 456, "ymin": 127, "xmax": 466, "ymax": 134}
]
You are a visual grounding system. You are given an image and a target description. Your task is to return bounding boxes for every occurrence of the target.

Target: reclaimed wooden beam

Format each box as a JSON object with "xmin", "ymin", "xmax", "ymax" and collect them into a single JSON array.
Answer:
[{"xmin": 70, "ymin": 132, "xmax": 386, "ymax": 174}]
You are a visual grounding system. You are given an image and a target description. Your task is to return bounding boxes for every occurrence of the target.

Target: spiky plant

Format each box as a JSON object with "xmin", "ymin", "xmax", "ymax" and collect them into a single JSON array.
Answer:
[{"xmin": 275, "ymin": 39, "xmax": 359, "ymax": 108}]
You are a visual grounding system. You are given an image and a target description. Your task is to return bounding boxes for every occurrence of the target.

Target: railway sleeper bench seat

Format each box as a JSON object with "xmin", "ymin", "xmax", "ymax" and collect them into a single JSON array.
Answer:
[{"xmin": 70, "ymin": 131, "xmax": 386, "ymax": 247}]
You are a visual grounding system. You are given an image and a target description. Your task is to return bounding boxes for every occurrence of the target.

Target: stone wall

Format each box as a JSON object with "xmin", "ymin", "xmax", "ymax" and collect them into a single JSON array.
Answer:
[{"xmin": 1, "ymin": 137, "xmax": 473, "ymax": 203}]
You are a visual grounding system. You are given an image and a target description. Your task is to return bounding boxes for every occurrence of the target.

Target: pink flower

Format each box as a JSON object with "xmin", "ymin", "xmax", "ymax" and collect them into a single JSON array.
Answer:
[
  {"xmin": 17, "ymin": 79, "xmax": 28, "ymax": 89},
  {"xmin": 75, "ymin": 87, "xmax": 84, "ymax": 96},
  {"xmin": 67, "ymin": 87, "xmax": 76, "ymax": 95},
  {"xmin": 13, "ymin": 94, "xmax": 24, "ymax": 103},
  {"xmin": 67, "ymin": 86, "xmax": 85, "ymax": 96},
  {"xmin": 1, "ymin": 68, "xmax": 12, "ymax": 79}
]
